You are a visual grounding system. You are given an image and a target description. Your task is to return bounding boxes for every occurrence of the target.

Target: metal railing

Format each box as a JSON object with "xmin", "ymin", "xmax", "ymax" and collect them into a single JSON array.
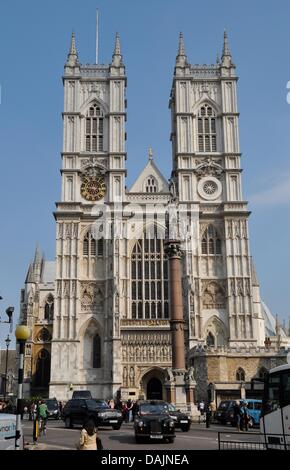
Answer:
[{"xmin": 218, "ymin": 431, "xmax": 290, "ymax": 451}]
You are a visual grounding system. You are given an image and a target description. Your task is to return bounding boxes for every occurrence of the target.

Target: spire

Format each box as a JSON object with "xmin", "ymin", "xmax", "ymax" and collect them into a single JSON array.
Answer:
[
  {"xmin": 148, "ymin": 147, "xmax": 153, "ymax": 161},
  {"xmin": 66, "ymin": 31, "xmax": 79, "ymax": 66},
  {"xmin": 34, "ymin": 245, "xmax": 42, "ymax": 265},
  {"xmin": 25, "ymin": 263, "xmax": 34, "ymax": 284},
  {"xmin": 111, "ymin": 32, "xmax": 123, "ymax": 67},
  {"xmin": 221, "ymin": 30, "xmax": 233, "ymax": 66},
  {"xmin": 176, "ymin": 32, "xmax": 187, "ymax": 67}
]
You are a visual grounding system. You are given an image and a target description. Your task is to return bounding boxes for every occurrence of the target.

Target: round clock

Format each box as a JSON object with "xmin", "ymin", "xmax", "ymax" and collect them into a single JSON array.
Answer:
[{"xmin": 81, "ymin": 175, "xmax": 106, "ymax": 201}]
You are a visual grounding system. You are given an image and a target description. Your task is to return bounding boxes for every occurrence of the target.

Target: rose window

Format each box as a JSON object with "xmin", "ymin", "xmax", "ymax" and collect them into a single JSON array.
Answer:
[{"xmin": 203, "ymin": 180, "xmax": 218, "ymax": 195}]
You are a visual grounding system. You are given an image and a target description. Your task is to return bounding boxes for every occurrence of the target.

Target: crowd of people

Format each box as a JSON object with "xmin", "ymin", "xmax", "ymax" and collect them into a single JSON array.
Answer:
[{"xmin": 107, "ymin": 398, "xmax": 137, "ymax": 422}]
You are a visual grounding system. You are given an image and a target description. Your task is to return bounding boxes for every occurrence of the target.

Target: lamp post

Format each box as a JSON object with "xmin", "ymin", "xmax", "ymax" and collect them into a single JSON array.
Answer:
[
  {"xmin": 4, "ymin": 335, "xmax": 11, "ymax": 401},
  {"xmin": 15, "ymin": 325, "xmax": 30, "ymax": 450}
]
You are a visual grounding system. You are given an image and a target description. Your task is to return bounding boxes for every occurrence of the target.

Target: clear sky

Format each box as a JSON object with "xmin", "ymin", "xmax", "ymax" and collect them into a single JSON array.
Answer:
[{"xmin": 1, "ymin": 0, "xmax": 290, "ymax": 346}]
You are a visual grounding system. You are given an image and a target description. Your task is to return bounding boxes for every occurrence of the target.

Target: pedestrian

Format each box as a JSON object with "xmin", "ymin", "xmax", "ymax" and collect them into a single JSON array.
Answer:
[
  {"xmin": 77, "ymin": 420, "xmax": 99, "ymax": 450},
  {"xmin": 127, "ymin": 399, "xmax": 133, "ymax": 422},
  {"xmin": 108, "ymin": 398, "xmax": 115, "ymax": 409},
  {"xmin": 240, "ymin": 401, "xmax": 250, "ymax": 432},
  {"xmin": 198, "ymin": 400, "xmax": 205, "ymax": 423},
  {"xmin": 122, "ymin": 401, "xmax": 128, "ymax": 422},
  {"xmin": 233, "ymin": 401, "xmax": 241, "ymax": 432},
  {"xmin": 205, "ymin": 403, "xmax": 212, "ymax": 428}
]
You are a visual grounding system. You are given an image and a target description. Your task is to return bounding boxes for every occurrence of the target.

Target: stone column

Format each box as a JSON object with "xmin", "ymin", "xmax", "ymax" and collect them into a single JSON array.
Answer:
[{"xmin": 164, "ymin": 239, "xmax": 186, "ymax": 371}]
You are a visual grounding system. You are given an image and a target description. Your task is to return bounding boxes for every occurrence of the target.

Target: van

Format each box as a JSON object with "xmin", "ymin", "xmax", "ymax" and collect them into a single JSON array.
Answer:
[
  {"xmin": 243, "ymin": 399, "xmax": 262, "ymax": 426},
  {"xmin": 0, "ymin": 414, "xmax": 23, "ymax": 450}
]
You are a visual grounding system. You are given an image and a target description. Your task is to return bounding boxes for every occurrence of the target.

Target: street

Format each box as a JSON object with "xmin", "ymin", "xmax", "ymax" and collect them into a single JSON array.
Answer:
[{"xmin": 22, "ymin": 419, "xmax": 261, "ymax": 451}]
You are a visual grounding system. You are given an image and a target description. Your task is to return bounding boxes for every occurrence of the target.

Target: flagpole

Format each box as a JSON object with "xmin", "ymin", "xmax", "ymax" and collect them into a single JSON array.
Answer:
[{"xmin": 96, "ymin": 9, "xmax": 99, "ymax": 64}]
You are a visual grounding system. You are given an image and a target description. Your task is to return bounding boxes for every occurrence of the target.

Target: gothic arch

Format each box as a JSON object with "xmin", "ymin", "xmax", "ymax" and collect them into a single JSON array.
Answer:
[
  {"xmin": 204, "ymin": 315, "xmax": 228, "ymax": 347},
  {"xmin": 79, "ymin": 97, "xmax": 109, "ymax": 116},
  {"xmin": 192, "ymin": 96, "xmax": 220, "ymax": 115},
  {"xmin": 79, "ymin": 317, "xmax": 103, "ymax": 370},
  {"xmin": 129, "ymin": 222, "xmax": 166, "ymax": 255},
  {"xmin": 34, "ymin": 348, "xmax": 51, "ymax": 388}
]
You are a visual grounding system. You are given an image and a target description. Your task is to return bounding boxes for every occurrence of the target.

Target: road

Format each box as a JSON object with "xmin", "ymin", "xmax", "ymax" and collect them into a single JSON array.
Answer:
[{"xmin": 22, "ymin": 419, "xmax": 262, "ymax": 451}]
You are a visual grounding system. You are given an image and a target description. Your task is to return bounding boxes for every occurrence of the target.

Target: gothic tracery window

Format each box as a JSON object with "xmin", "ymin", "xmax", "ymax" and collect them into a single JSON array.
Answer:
[
  {"xmin": 83, "ymin": 231, "xmax": 104, "ymax": 257},
  {"xmin": 201, "ymin": 225, "xmax": 222, "ymax": 255},
  {"xmin": 198, "ymin": 104, "xmax": 217, "ymax": 152},
  {"xmin": 131, "ymin": 228, "xmax": 169, "ymax": 320},
  {"xmin": 85, "ymin": 104, "xmax": 104, "ymax": 152}
]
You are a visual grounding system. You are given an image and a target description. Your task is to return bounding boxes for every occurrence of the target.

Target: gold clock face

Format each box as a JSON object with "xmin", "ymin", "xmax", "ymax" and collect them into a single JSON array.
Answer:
[{"xmin": 80, "ymin": 176, "xmax": 106, "ymax": 201}]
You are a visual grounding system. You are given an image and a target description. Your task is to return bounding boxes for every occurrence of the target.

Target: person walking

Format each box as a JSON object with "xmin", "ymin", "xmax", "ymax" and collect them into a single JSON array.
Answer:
[
  {"xmin": 205, "ymin": 403, "xmax": 212, "ymax": 428},
  {"xmin": 240, "ymin": 401, "xmax": 250, "ymax": 432},
  {"xmin": 77, "ymin": 420, "xmax": 98, "ymax": 450},
  {"xmin": 198, "ymin": 400, "xmax": 205, "ymax": 423},
  {"xmin": 127, "ymin": 399, "xmax": 133, "ymax": 423},
  {"xmin": 233, "ymin": 401, "xmax": 241, "ymax": 432}
]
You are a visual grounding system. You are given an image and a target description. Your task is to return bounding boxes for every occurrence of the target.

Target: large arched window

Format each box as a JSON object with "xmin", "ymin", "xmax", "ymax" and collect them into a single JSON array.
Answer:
[
  {"xmin": 34, "ymin": 349, "xmax": 51, "ymax": 388},
  {"xmin": 44, "ymin": 294, "xmax": 54, "ymax": 321},
  {"xmin": 198, "ymin": 104, "xmax": 217, "ymax": 152},
  {"xmin": 85, "ymin": 104, "xmax": 104, "ymax": 152},
  {"xmin": 131, "ymin": 227, "xmax": 169, "ymax": 319},
  {"xmin": 93, "ymin": 334, "xmax": 101, "ymax": 368},
  {"xmin": 236, "ymin": 367, "xmax": 245, "ymax": 381},
  {"xmin": 145, "ymin": 176, "xmax": 158, "ymax": 193},
  {"xmin": 201, "ymin": 225, "xmax": 222, "ymax": 255}
]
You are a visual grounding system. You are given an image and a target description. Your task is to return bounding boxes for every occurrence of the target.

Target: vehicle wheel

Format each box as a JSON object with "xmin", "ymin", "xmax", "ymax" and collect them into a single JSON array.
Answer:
[
  {"xmin": 135, "ymin": 435, "xmax": 143, "ymax": 444},
  {"xmin": 65, "ymin": 417, "xmax": 73, "ymax": 429},
  {"xmin": 180, "ymin": 426, "xmax": 190, "ymax": 432},
  {"xmin": 167, "ymin": 437, "xmax": 175, "ymax": 444},
  {"xmin": 221, "ymin": 420, "xmax": 227, "ymax": 425},
  {"xmin": 231, "ymin": 422, "xmax": 236, "ymax": 427},
  {"xmin": 112, "ymin": 425, "xmax": 121, "ymax": 430}
]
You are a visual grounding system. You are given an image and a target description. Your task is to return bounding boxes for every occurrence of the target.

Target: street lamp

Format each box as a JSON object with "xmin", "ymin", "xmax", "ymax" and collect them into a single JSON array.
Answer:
[
  {"xmin": 4, "ymin": 335, "xmax": 11, "ymax": 401},
  {"xmin": 15, "ymin": 325, "xmax": 30, "ymax": 450}
]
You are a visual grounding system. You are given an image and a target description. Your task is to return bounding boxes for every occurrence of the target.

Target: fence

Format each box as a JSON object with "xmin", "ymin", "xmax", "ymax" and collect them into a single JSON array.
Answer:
[{"xmin": 218, "ymin": 431, "xmax": 290, "ymax": 451}]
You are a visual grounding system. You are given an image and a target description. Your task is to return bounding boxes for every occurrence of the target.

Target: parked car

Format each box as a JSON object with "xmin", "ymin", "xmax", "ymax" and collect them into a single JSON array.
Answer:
[
  {"xmin": 215, "ymin": 399, "xmax": 263, "ymax": 427},
  {"xmin": 72, "ymin": 390, "xmax": 92, "ymax": 399},
  {"xmin": 165, "ymin": 403, "xmax": 191, "ymax": 432},
  {"xmin": 62, "ymin": 398, "xmax": 123, "ymax": 429},
  {"xmin": 242, "ymin": 399, "xmax": 262, "ymax": 427},
  {"xmin": 215, "ymin": 400, "xmax": 236, "ymax": 425},
  {"xmin": 45, "ymin": 398, "xmax": 60, "ymax": 420},
  {"xmin": 134, "ymin": 400, "xmax": 175, "ymax": 443}
]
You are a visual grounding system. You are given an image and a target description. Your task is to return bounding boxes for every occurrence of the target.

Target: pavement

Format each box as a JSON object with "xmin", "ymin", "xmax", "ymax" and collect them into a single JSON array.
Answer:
[{"xmin": 22, "ymin": 419, "xmax": 261, "ymax": 451}]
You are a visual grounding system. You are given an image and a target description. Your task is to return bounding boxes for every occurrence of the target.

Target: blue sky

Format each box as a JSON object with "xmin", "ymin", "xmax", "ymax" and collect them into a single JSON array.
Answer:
[{"xmin": 1, "ymin": 0, "xmax": 290, "ymax": 346}]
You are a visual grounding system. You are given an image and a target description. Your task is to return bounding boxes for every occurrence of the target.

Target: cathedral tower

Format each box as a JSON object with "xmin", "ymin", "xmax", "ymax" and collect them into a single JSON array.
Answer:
[
  {"xmin": 49, "ymin": 32, "xmax": 127, "ymax": 399},
  {"xmin": 169, "ymin": 32, "xmax": 265, "ymax": 350}
]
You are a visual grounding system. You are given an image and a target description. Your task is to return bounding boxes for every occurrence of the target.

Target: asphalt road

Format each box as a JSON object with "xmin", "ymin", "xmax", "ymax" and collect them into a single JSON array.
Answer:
[{"xmin": 22, "ymin": 419, "xmax": 262, "ymax": 451}]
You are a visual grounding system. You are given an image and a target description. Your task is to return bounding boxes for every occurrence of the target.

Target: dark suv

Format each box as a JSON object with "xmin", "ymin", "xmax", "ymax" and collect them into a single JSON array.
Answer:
[
  {"xmin": 45, "ymin": 398, "xmax": 60, "ymax": 420},
  {"xmin": 166, "ymin": 403, "xmax": 191, "ymax": 432},
  {"xmin": 134, "ymin": 400, "xmax": 175, "ymax": 443},
  {"xmin": 215, "ymin": 400, "xmax": 236, "ymax": 425},
  {"xmin": 62, "ymin": 399, "xmax": 123, "ymax": 429}
]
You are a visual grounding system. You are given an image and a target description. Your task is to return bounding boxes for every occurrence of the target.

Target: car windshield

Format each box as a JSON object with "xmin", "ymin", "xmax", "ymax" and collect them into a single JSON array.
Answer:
[
  {"xmin": 45, "ymin": 400, "xmax": 58, "ymax": 409},
  {"xmin": 94, "ymin": 400, "xmax": 110, "ymax": 409},
  {"xmin": 218, "ymin": 401, "xmax": 231, "ymax": 410},
  {"xmin": 139, "ymin": 404, "xmax": 169, "ymax": 416},
  {"xmin": 85, "ymin": 400, "xmax": 100, "ymax": 409},
  {"xmin": 167, "ymin": 404, "xmax": 176, "ymax": 412}
]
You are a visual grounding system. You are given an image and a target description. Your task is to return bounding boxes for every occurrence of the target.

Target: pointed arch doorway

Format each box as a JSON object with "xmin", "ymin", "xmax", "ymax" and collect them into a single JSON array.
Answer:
[
  {"xmin": 147, "ymin": 377, "xmax": 163, "ymax": 400},
  {"xmin": 140, "ymin": 368, "xmax": 166, "ymax": 400}
]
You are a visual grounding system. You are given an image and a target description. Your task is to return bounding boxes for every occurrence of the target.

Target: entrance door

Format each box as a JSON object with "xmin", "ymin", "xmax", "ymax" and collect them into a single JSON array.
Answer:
[{"xmin": 147, "ymin": 378, "xmax": 163, "ymax": 400}]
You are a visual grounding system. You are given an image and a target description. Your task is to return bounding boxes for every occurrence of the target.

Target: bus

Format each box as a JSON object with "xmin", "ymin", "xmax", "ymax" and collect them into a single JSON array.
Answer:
[{"xmin": 260, "ymin": 364, "xmax": 290, "ymax": 449}]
